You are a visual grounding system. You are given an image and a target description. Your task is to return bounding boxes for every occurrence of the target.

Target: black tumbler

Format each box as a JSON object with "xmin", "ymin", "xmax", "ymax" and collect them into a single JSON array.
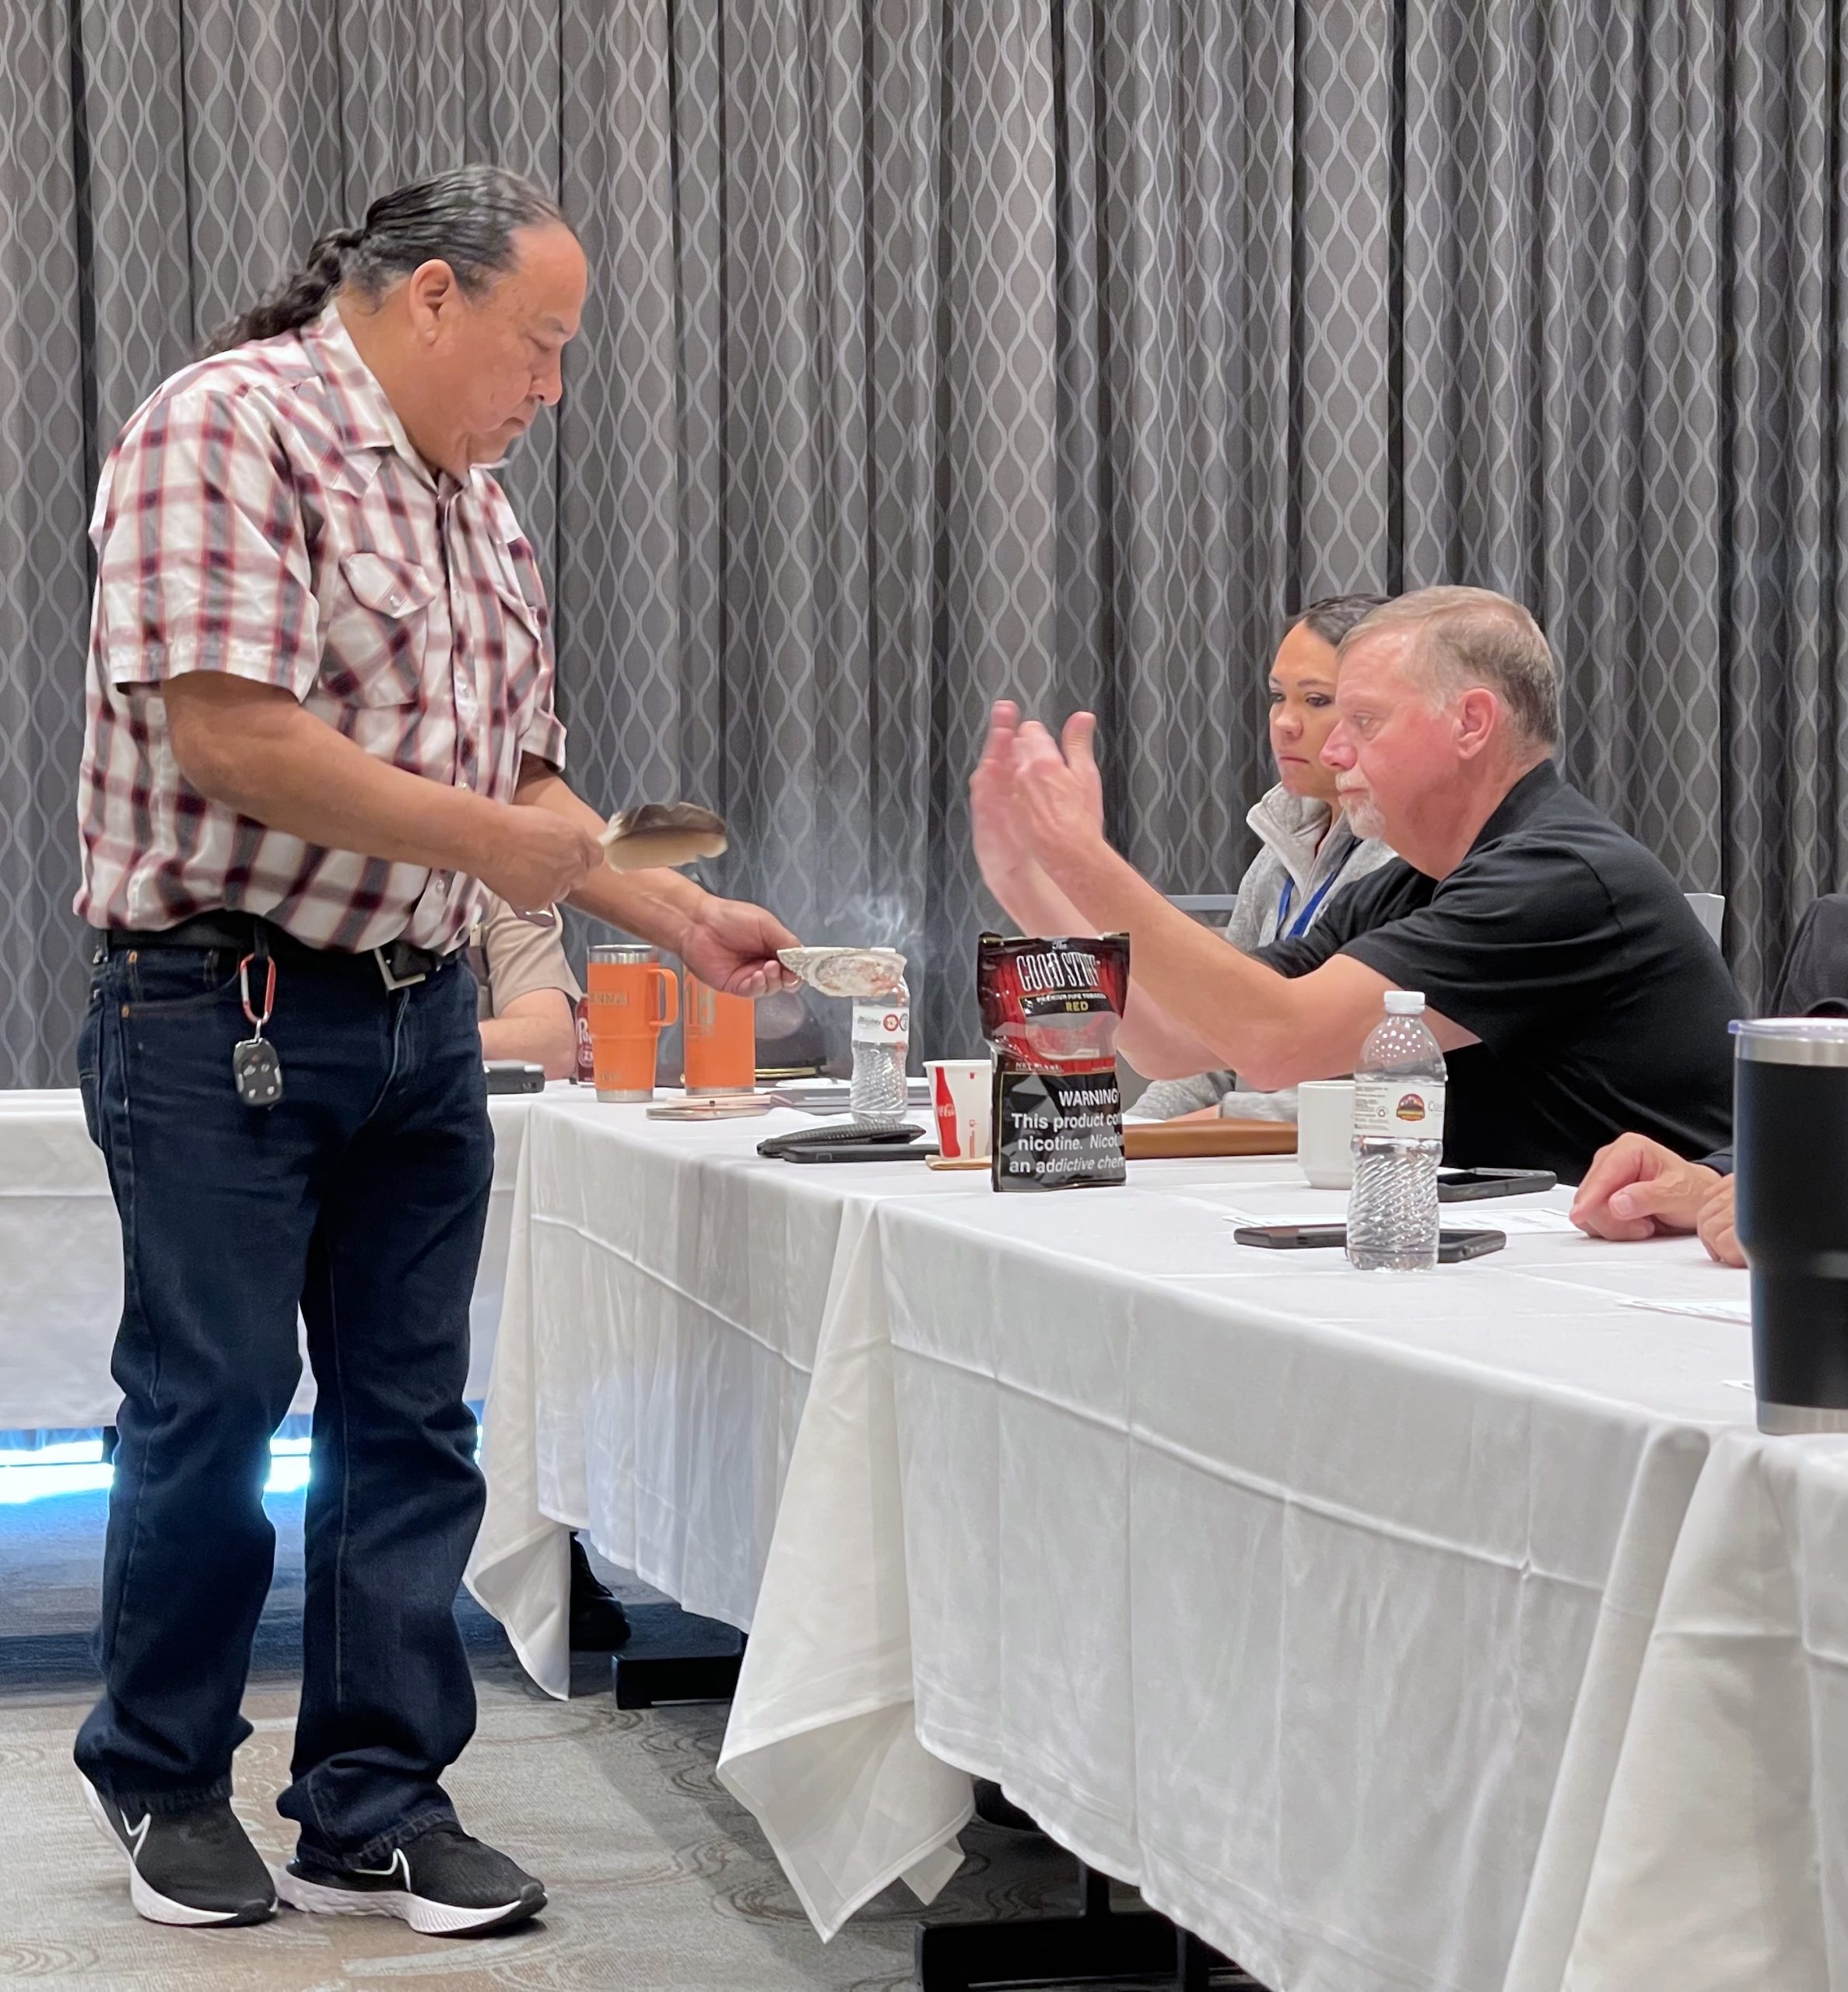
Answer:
[{"xmin": 1733, "ymin": 1017, "xmax": 1848, "ymax": 1434}]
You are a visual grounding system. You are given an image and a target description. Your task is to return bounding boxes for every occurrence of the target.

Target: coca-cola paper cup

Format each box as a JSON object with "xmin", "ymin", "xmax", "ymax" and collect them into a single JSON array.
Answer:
[{"xmin": 928, "ymin": 1058, "xmax": 993, "ymax": 1162}]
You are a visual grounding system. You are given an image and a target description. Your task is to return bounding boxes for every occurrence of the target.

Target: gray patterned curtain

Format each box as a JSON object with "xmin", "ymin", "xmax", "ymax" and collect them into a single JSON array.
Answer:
[
  {"xmin": 1063, "ymin": 0, "xmax": 1848, "ymax": 1013},
  {"xmin": 1, "ymin": 1, "xmax": 1843, "ymax": 1082}
]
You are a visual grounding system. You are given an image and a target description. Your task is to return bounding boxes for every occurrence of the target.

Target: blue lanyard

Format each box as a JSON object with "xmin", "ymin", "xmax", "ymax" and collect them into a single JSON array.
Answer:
[{"xmin": 1275, "ymin": 841, "xmax": 1355, "ymax": 940}]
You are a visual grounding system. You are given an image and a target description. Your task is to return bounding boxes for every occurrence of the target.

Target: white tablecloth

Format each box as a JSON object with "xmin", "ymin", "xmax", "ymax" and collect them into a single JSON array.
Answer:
[
  {"xmin": 0, "ymin": 1085, "xmax": 541, "ymax": 1429},
  {"xmin": 466, "ymin": 1101, "xmax": 1832, "ymax": 1989},
  {"xmin": 1561, "ymin": 1425, "xmax": 1848, "ymax": 1990},
  {"xmin": 867, "ymin": 1183, "xmax": 1755, "ymax": 1992},
  {"xmin": 466, "ymin": 1102, "xmax": 940, "ymax": 1624},
  {"xmin": 466, "ymin": 1095, "xmax": 987, "ymax": 1913}
]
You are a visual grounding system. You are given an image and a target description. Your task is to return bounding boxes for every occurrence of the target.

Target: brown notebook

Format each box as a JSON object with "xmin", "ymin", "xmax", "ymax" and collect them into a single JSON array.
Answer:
[{"xmin": 1123, "ymin": 1117, "xmax": 1299, "ymax": 1160}]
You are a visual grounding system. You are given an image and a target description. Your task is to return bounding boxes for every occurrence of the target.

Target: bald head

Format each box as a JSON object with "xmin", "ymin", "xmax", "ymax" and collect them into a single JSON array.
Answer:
[{"xmin": 1340, "ymin": 587, "xmax": 1562, "ymax": 756}]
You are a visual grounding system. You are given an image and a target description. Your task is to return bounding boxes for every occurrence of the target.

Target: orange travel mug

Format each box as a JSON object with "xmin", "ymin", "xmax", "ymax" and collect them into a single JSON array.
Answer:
[
  {"xmin": 585, "ymin": 945, "xmax": 679, "ymax": 1102},
  {"xmin": 682, "ymin": 974, "xmax": 756, "ymax": 1093}
]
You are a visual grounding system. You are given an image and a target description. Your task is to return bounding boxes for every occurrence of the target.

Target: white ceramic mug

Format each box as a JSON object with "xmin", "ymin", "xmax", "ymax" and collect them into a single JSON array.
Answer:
[
  {"xmin": 927, "ymin": 1057, "xmax": 993, "ymax": 1162},
  {"xmin": 1296, "ymin": 1079, "xmax": 1356, "ymax": 1189}
]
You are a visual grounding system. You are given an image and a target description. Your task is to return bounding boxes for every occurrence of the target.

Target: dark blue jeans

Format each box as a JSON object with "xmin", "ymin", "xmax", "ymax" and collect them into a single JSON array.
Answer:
[{"xmin": 73, "ymin": 936, "xmax": 493, "ymax": 1866}]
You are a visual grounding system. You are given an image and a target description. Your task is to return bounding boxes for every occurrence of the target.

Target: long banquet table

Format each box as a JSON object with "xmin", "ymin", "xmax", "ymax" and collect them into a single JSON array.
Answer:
[
  {"xmin": 0, "ymin": 1085, "xmax": 542, "ymax": 1429},
  {"xmin": 468, "ymin": 1092, "xmax": 1845, "ymax": 1992}
]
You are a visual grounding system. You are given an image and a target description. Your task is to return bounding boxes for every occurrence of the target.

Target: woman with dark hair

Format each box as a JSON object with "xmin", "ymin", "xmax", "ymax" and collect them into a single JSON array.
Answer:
[
  {"xmin": 1133, "ymin": 594, "xmax": 1398, "ymax": 1120},
  {"xmin": 73, "ymin": 165, "xmax": 798, "ymax": 1938}
]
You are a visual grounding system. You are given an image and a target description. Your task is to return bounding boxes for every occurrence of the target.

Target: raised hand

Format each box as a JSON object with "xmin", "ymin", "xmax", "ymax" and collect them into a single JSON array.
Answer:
[
  {"xmin": 1010, "ymin": 713, "xmax": 1110, "ymax": 876},
  {"xmin": 970, "ymin": 700, "xmax": 1035, "ymax": 904},
  {"xmin": 1060, "ymin": 710, "xmax": 1106, "ymax": 837}
]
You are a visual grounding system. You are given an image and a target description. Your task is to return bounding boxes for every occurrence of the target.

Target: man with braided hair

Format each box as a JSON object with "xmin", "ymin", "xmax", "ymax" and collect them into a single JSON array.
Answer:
[{"xmin": 74, "ymin": 166, "xmax": 797, "ymax": 1934}]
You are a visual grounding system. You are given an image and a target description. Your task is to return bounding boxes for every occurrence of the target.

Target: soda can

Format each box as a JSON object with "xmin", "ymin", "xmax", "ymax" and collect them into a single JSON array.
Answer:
[{"xmin": 573, "ymin": 994, "xmax": 596, "ymax": 1086}]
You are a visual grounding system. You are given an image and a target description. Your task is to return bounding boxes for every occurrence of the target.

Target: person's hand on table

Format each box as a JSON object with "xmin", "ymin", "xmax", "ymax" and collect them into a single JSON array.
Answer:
[
  {"xmin": 1695, "ymin": 1173, "xmax": 1743, "ymax": 1268},
  {"xmin": 1570, "ymin": 1133, "xmax": 1724, "ymax": 1242},
  {"xmin": 680, "ymin": 895, "xmax": 801, "ymax": 998}
]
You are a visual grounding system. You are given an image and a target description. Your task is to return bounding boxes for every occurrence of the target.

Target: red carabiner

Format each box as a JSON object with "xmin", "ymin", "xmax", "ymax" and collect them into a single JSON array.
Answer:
[{"xmin": 238, "ymin": 952, "xmax": 277, "ymax": 1032}]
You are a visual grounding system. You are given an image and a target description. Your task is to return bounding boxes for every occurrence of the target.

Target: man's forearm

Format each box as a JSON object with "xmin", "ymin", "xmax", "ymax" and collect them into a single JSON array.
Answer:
[
  {"xmin": 1115, "ymin": 987, "xmax": 1234, "ymax": 1081},
  {"xmin": 516, "ymin": 762, "xmax": 707, "ymax": 952},
  {"xmin": 1040, "ymin": 838, "xmax": 1301, "ymax": 1075},
  {"xmin": 1005, "ymin": 853, "xmax": 1235, "ymax": 1080},
  {"xmin": 984, "ymin": 861, "xmax": 1193, "ymax": 1067},
  {"xmin": 986, "ymin": 859, "xmax": 1090, "ymax": 946},
  {"xmin": 480, "ymin": 1006, "xmax": 577, "ymax": 1080},
  {"xmin": 178, "ymin": 690, "xmax": 505, "ymax": 875}
]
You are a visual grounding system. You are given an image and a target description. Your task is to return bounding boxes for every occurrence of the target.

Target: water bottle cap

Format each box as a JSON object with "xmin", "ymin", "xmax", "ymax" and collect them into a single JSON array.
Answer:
[{"xmin": 1383, "ymin": 989, "xmax": 1425, "ymax": 1015}]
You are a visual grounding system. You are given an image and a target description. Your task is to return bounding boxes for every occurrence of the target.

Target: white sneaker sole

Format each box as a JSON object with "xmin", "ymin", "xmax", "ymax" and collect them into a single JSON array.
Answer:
[
  {"xmin": 80, "ymin": 1778, "xmax": 274, "ymax": 1927},
  {"xmin": 273, "ymin": 1865, "xmax": 545, "ymax": 1936}
]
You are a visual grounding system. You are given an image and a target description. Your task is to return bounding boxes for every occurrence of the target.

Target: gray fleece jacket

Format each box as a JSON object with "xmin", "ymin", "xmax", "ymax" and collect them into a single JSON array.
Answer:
[{"xmin": 1132, "ymin": 787, "xmax": 1397, "ymax": 1122}]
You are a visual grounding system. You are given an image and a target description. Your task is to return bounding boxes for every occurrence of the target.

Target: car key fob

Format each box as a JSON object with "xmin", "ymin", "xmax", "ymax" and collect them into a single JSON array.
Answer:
[{"xmin": 233, "ymin": 1036, "xmax": 283, "ymax": 1107}]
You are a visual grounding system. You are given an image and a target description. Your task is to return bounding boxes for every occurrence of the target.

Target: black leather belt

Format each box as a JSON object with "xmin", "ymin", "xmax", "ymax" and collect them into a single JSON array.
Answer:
[{"xmin": 94, "ymin": 913, "xmax": 458, "ymax": 991}]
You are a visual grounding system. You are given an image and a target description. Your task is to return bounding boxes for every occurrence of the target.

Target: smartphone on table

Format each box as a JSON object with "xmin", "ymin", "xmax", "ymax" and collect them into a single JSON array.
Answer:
[
  {"xmin": 1436, "ymin": 1169, "xmax": 1555, "ymax": 1201},
  {"xmin": 1232, "ymin": 1223, "xmax": 1506, "ymax": 1263},
  {"xmin": 758, "ymin": 1124, "xmax": 935, "ymax": 1164}
]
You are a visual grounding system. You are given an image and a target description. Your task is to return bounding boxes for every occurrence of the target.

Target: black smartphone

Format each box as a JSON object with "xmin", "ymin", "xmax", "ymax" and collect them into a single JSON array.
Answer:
[
  {"xmin": 483, "ymin": 1059, "xmax": 546, "ymax": 1095},
  {"xmin": 1232, "ymin": 1222, "xmax": 1506, "ymax": 1262},
  {"xmin": 752, "ymin": 1131, "xmax": 920, "ymax": 1163},
  {"xmin": 784, "ymin": 1140, "xmax": 940, "ymax": 1164},
  {"xmin": 1436, "ymin": 1168, "xmax": 1556, "ymax": 1202},
  {"xmin": 1437, "ymin": 1228, "xmax": 1506, "ymax": 1261},
  {"xmin": 1232, "ymin": 1223, "xmax": 1348, "ymax": 1250},
  {"xmin": 758, "ymin": 1123, "xmax": 927, "ymax": 1161}
]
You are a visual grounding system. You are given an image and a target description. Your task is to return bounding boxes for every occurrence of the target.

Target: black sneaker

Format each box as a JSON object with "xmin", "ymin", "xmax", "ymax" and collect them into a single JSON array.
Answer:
[
  {"xmin": 81, "ymin": 1776, "xmax": 276, "ymax": 1927},
  {"xmin": 568, "ymin": 1534, "xmax": 632, "ymax": 1650},
  {"xmin": 275, "ymin": 1822, "xmax": 545, "ymax": 1937}
]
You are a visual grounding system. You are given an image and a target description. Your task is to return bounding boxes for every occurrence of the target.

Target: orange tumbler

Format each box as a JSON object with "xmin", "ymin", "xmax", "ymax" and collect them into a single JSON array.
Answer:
[
  {"xmin": 682, "ymin": 974, "xmax": 756, "ymax": 1093},
  {"xmin": 585, "ymin": 945, "xmax": 679, "ymax": 1102}
]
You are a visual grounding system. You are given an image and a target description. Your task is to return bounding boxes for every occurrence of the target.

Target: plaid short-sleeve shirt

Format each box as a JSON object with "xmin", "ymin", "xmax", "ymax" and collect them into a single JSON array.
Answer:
[{"xmin": 75, "ymin": 305, "xmax": 567, "ymax": 955}]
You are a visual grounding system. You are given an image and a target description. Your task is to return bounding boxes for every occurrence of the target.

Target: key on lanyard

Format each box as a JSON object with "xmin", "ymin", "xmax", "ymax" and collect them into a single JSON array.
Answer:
[{"xmin": 233, "ymin": 952, "xmax": 284, "ymax": 1107}]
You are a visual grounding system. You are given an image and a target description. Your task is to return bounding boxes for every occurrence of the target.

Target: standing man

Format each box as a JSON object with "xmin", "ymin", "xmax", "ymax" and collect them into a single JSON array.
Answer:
[{"xmin": 74, "ymin": 167, "xmax": 795, "ymax": 1936}]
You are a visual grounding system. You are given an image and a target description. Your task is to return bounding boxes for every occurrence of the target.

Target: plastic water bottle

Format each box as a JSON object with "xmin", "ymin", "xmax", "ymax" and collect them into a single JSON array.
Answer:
[
  {"xmin": 849, "ymin": 983, "xmax": 910, "ymax": 1127},
  {"xmin": 1347, "ymin": 990, "xmax": 1446, "ymax": 1271}
]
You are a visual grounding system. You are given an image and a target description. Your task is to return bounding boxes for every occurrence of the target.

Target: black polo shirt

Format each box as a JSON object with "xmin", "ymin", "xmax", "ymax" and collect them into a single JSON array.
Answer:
[{"xmin": 1255, "ymin": 763, "xmax": 1740, "ymax": 1181}]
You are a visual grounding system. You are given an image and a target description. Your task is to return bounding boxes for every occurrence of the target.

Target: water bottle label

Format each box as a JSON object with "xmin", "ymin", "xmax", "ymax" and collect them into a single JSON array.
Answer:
[
  {"xmin": 852, "ymin": 1002, "xmax": 909, "ymax": 1050},
  {"xmin": 1352, "ymin": 1078, "xmax": 1445, "ymax": 1140}
]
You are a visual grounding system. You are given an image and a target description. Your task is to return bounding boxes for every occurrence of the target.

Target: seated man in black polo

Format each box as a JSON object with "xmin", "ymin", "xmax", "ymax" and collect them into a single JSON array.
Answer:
[{"xmin": 970, "ymin": 586, "xmax": 1738, "ymax": 1182}]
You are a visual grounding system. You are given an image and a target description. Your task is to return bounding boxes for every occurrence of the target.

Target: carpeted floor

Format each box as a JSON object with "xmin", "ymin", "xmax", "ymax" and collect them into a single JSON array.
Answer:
[{"xmin": 0, "ymin": 1491, "xmax": 1240, "ymax": 1991}]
